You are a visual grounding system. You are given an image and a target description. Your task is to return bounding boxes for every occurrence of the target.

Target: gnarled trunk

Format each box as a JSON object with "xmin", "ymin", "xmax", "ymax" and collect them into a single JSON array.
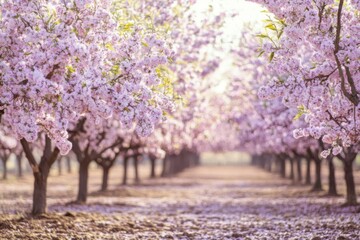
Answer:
[{"xmin": 21, "ymin": 137, "xmax": 60, "ymax": 216}]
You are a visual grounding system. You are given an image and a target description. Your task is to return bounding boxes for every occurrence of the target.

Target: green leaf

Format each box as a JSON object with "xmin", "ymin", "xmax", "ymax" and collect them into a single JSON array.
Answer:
[
  {"xmin": 257, "ymin": 50, "xmax": 265, "ymax": 57},
  {"xmin": 66, "ymin": 65, "xmax": 75, "ymax": 74},
  {"xmin": 269, "ymin": 52, "xmax": 275, "ymax": 61},
  {"xmin": 293, "ymin": 105, "xmax": 308, "ymax": 120},
  {"xmin": 111, "ymin": 65, "xmax": 120, "ymax": 76},
  {"xmin": 105, "ymin": 43, "xmax": 115, "ymax": 51},
  {"xmin": 265, "ymin": 23, "xmax": 277, "ymax": 31},
  {"xmin": 256, "ymin": 34, "xmax": 268, "ymax": 39}
]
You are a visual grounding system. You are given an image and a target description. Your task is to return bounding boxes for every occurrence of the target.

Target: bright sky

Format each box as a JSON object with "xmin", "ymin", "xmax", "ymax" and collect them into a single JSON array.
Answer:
[
  {"xmin": 192, "ymin": 0, "xmax": 266, "ymax": 93},
  {"xmin": 193, "ymin": 0, "xmax": 265, "ymax": 38},
  {"xmin": 193, "ymin": 0, "xmax": 264, "ymax": 18}
]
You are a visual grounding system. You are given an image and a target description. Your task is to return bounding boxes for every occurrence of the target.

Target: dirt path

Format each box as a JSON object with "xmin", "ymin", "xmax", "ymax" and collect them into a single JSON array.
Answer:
[{"xmin": 0, "ymin": 165, "xmax": 359, "ymax": 239}]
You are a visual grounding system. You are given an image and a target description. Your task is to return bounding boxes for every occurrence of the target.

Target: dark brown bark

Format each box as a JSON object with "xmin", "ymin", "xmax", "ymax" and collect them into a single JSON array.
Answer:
[
  {"xmin": 193, "ymin": 152, "xmax": 200, "ymax": 166},
  {"xmin": 280, "ymin": 157, "xmax": 286, "ymax": 178},
  {"xmin": 253, "ymin": 155, "xmax": 258, "ymax": 167},
  {"xmin": 168, "ymin": 154, "xmax": 176, "ymax": 175},
  {"xmin": 122, "ymin": 156, "xmax": 129, "ymax": 185},
  {"xmin": 296, "ymin": 157, "xmax": 302, "ymax": 182},
  {"xmin": 57, "ymin": 157, "xmax": 62, "ymax": 176},
  {"xmin": 71, "ymin": 135, "xmax": 97, "ymax": 203},
  {"xmin": 305, "ymin": 158, "xmax": 311, "ymax": 185},
  {"xmin": 2, "ymin": 158, "xmax": 7, "ymax": 180},
  {"xmin": 265, "ymin": 156, "xmax": 272, "ymax": 172},
  {"xmin": 289, "ymin": 158, "xmax": 294, "ymax": 181},
  {"xmin": 95, "ymin": 154, "xmax": 118, "ymax": 191},
  {"xmin": 134, "ymin": 155, "xmax": 140, "ymax": 184},
  {"xmin": 343, "ymin": 159, "xmax": 357, "ymax": 205},
  {"xmin": 66, "ymin": 157, "xmax": 72, "ymax": 173},
  {"xmin": 327, "ymin": 156, "xmax": 338, "ymax": 196},
  {"xmin": 17, "ymin": 154, "xmax": 23, "ymax": 178},
  {"xmin": 312, "ymin": 158, "xmax": 322, "ymax": 191},
  {"xmin": 161, "ymin": 155, "xmax": 168, "ymax": 177},
  {"xmin": 21, "ymin": 136, "xmax": 60, "ymax": 215},
  {"xmin": 150, "ymin": 156, "xmax": 156, "ymax": 178},
  {"xmin": 101, "ymin": 167, "xmax": 110, "ymax": 191},
  {"xmin": 32, "ymin": 165, "xmax": 49, "ymax": 215},
  {"xmin": 77, "ymin": 160, "xmax": 90, "ymax": 203},
  {"xmin": 338, "ymin": 150, "xmax": 357, "ymax": 205}
]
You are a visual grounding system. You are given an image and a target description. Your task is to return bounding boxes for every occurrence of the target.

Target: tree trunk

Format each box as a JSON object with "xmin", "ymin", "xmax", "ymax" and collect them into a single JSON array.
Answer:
[
  {"xmin": 168, "ymin": 155, "xmax": 176, "ymax": 175},
  {"xmin": 280, "ymin": 158, "xmax": 286, "ymax": 178},
  {"xmin": 342, "ymin": 158, "xmax": 357, "ymax": 205},
  {"xmin": 305, "ymin": 158, "xmax": 311, "ymax": 185},
  {"xmin": 67, "ymin": 157, "xmax": 72, "ymax": 173},
  {"xmin": 32, "ymin": 167, "xmax": 49, "ymax": 215},
  {"xmin": 312, "ymin": 159, "xmax": 322, "ymax": 191},
  {"xmin": 57, "ymin": 157, "xmax": 62, "ymax": 176},
  {"xmin": 161, "ymin": 155, "xmax": 168, "ymax": 177},
  {"xmin": 77, "ymin": 160, "xmax": 90, "ymax": 203},
  {"xmin": 251, "ymin": 155, "xmax": 257, "ymax": 166},
  {"xmin": 327, "ymin": 157, "xmax": 338, "ymax": 196},
  {"xmin": 101, "ymin": 167, "xmax": 110, "ymax": 191},
  {"xmin": 20, "ymin": 137, "xmax": 60, "ymax": 215},
  {"xmin": 296, "ymin": 157, "xmax": 302, "ymax": 182},
  {"xmin": 195, "ymin": 152, "xmax": 200, "ymax": 166},
  {"xmin": 122, "ymin": 157, "xmax": 128, "ymax": 185},
  {"xmin": 150, "ymin": 157, "xmax": 156, "ymax": 178},
  {"xmin": 266, "ymin": 157, "xmax": 272, "ymax": 172},
  {"xmin": 273, "ymin": 158, "xmax": 280, "ymax": 173},
  {"xmin": 2, "ymin": 159, "xmax": 7, "ymax": 180},
  {"xmin": 134, "ymin": 156, "xmax": 140, "ymax": 184},
  {"xmin": 289, "ymin": 158, "xmax": 294, "ymax": 181},
  {"xmin": 17, "ymin": 156, "xmax": 23, "ymax": 178}
]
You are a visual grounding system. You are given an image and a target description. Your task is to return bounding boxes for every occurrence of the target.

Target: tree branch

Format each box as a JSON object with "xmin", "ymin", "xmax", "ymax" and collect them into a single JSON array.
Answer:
[
  {"xmin": 48, "ymin": 147, "xmax": 60, "ymax": 167},
  {"xmin": 43, "ymin": 134, "xmax": 52, "ymax": 160},
  {"xmin": 326, "ymin": 110, "xmax": 348, "ymax": 131},
  {"xmin": 20, "ymin": 138, "xmax": 39, "ymax": 173},
  {"xmin": 333, "ymin": 0, "xmax": 359, "ymax": 105},
  {"xmin": 70, "ymin": 138, "xmax": 83, "ymax": 162}
]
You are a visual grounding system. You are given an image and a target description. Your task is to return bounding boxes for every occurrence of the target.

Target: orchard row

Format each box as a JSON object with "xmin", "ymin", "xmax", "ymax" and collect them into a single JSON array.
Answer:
[{"xmin": 1, "ymin": 0, "xmax": 360, "ymax": 216}]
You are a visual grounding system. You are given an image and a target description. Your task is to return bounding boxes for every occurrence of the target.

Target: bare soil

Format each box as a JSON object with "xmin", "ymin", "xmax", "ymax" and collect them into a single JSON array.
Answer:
[{"xmin": 0, "ymin": 164, "xmax": 359, "ymax": 239}]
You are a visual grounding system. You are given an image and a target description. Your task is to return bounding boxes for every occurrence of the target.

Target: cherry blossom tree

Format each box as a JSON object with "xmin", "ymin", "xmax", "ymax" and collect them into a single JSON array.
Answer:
[
  {"xmin": 250, "ymin": 0, "xmax": 359, "ymax": 205},
  {"xmin": 0, "ymin": 0, "xmax": 172, "ymax": 215},
  {"xmin": 0, "ymin": 126, "xmax": 17, "ymax": 180}
]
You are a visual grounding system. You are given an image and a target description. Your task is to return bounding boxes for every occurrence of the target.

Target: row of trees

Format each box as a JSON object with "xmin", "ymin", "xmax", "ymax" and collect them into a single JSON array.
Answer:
[
  {"xmin": 0, "ymin": 0, "xmax": 231, "ymax": 215},
  {"xmin": 1, "ymin": 0, "xmax": 359, "ymax": 216},
  {"xmin": 224, "ymin": 0, "xmax": 360, "ymax": 206}
]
